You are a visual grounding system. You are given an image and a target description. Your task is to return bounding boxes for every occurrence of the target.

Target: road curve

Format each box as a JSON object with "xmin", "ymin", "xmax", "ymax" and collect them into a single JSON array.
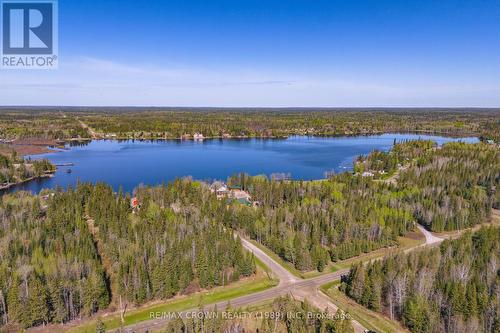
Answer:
[
  {"xmin": 240, "ymin": 237, "xmax": 300, "ymax": 286},
  {"xmin": 417, "ymin": 224, "xmax": 443, "ymax": 245},
  {"xmin": 112, "ymin": 225, "xmax": 445, "ymax": 333},
  {"xmin": 115, "ymin": 236, "xmax": 365, "ymax": 333}
]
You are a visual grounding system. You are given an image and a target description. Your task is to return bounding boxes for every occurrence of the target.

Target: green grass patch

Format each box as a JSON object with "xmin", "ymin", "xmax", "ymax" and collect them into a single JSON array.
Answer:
[
  {"xmin": 322, "ymin": 283, "xmax": 409, "ymax": 333},
  {"xmin": 254, "ymin": 256, "xmax": 269, "ymax": 273},
  {"xmin": 319, "ymin": 280, "xmax": 340, "ymax": 293},
  {"xmin": 146, "ymin": 300, "xmax": 277, "ymax": 333},
  {"xmin": 68, "ymin": 276, "xmax": 277, "ymax": 333}
]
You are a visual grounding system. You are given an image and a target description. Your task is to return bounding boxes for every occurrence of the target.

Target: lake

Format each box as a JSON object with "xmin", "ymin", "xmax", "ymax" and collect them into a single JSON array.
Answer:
[{"xmin": 10, "ymin": 134, "xmax": 478, "ymax": 194}]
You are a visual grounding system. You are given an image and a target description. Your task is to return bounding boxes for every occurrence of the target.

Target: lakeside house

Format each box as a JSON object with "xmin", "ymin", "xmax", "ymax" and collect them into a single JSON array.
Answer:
[
  {"xmin": 181, "ymin": 133, "xmax": 205, "ymax": 140},
  {"xmin": 213, "ymin": 183, "xmax": 229, "ymax": 199},
  {"xmin": 211, "ymin": 182, "xmax": 253, "ymax": 205},
  {"xmin": 230, "ymin": 188, "xmax": 252, "ymax": 205},
  {"xmin": 193, "ymin": 133, "xmax": 205, "ymax": 141}
]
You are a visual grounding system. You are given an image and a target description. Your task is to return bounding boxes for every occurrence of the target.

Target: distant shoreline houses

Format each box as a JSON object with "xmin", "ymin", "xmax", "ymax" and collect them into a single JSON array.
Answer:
[
  {"xmin": 193, "ymin": 133, "xmax": 204, "ymax": 141},
  {"xmin": 180, "ymin": 133, "xmax": 205, "ymax": 141}
]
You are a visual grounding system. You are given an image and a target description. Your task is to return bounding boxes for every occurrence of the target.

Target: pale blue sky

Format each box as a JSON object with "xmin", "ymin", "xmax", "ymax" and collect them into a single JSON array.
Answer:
[{"xmin": 1, "ymin": 0, "xmax": 500, "ymax": 107}]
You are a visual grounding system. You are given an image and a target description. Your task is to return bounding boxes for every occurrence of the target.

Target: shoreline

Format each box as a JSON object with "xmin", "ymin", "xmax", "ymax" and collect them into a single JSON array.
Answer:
[
  {"xmin": 2, "ymin": 130, "xmax": 481, "ymax": 157},
  {"xmin": 0, "ymin": 172, "xmax": 55, "ymax": 191},
  {"xmin": 84, "ymin": 129, "xmax": 480, "ymax": 141}
]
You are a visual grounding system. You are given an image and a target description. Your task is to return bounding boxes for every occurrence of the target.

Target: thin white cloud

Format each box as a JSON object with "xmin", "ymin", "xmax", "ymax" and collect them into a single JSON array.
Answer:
[{"xmin": 0, "ymin": 57, "xmax": 499, "ymax": 107}]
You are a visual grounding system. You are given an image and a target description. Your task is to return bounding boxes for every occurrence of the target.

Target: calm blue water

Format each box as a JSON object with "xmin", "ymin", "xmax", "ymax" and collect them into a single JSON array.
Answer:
[{"xmin": 10, "ymin": 134, "xmax": 478, "ymax": 194}]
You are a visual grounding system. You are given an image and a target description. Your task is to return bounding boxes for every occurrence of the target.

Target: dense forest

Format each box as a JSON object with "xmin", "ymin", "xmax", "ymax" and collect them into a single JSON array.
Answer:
[
  {"xmin": 0, "ymin": 108, "xmax": 499, "ymax": 142},
  {"xmin": 161, "ymin": 296, "xmax": 354, "ymax": 333},
  {"xmin": 398, "ymin": 143, "xmax": 499, "ymax": 231},
  {"xmin": 85, "ymin": 109, "xmax": 500, "ymax": 140},
  {"xmin": 82, "ymin": 109, "xmax": 500, "ymax": 142},
  {"xmin": 85, "ymin": 181, "xmax": 255, "ymax": 304},
  {"xmin": 343, "ymin": 227, "xmax": 500, "ymax": 333},
  {"xmin": 0, "ymin": 191, "xmax": 110, "ymax": 328},
  {"xmin": 225, "ymin": 173, "xmax": 414, "ymax": 271},
  {"xmin": 0, "ymin": 180, "xmax": 255, "ymax": 329},
  {"xmin": 354, "ymin": 140, "xmax": 436, "ymax": 177},
  {"xmin": 0, "ymin": 152, "xmax": 54, "ymax": 186},
  {"xmin": 224, "ymin": 141, "xmax": 499, "ymax": 270},
  {"xmin": 356, "ymin": 141, "xmax": 499, "ymax": 231},
  {"xmin": 0, "ymin": 111, "xmax": 89, "ymax": 140}
]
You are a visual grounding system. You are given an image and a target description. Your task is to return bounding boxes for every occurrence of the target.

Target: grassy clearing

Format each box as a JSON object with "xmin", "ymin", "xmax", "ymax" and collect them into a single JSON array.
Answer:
[
  {"xmin": 322, "ymin": 282, "xmax": 409, "ymax": 333},
  {"xmin": 67, "ymin": 271, "xmax": 277, "ymax": 333},
  {"xmin": 254, "ymin": 256, "xmax": 271, "ymax": 276},
  {"xmin": 146, "ymin": 300, "xmax": 278, "ymax": 333},
  {"xmin": 319, "ymin": 280, "xmax": 339, "ymax": 293}
]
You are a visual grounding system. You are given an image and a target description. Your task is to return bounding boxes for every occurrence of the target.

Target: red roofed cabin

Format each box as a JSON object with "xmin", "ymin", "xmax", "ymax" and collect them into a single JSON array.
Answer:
[{"xmin": 131, "ymin": 197, "xmax": 140, "ymax": 210}]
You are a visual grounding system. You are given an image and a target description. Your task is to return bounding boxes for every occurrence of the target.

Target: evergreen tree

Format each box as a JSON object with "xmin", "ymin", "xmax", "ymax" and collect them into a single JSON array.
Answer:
[
  {"xmin": 29, "ymin": 277, "xmax": 50, "ymax": 327},
  {"xmin": 402, "ymin": 296, "xmax": 429, "ymax": 333},
  {"xmin": 95, "ymin": 318, "xmax": 106, "ymax": 333},
  {"xmin": 6, "ymin": 278, "xmax": 22, "ymax": 325}
]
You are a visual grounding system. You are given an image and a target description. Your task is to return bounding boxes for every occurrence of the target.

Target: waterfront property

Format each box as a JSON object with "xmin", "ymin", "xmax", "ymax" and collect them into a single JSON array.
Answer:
[{"xmin": 211, "ymin": 182, "xmax": 253, "ymax": 205}]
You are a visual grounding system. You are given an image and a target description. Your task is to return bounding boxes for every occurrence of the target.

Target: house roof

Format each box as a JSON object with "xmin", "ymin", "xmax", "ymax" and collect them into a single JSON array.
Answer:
[
  {"xmin": 237, "ymin": 197, "xmax": 252, "ymax": 206},
  {"xmin": 217, "ymin": 186, "xmax": 228, "ymax": 192}
]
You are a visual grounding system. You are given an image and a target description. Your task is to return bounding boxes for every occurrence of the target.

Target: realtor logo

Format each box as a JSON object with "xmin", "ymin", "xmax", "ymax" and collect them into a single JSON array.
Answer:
[{"xmin": 1, "ymin": 0, "xmax": 58, "ymax": 69}]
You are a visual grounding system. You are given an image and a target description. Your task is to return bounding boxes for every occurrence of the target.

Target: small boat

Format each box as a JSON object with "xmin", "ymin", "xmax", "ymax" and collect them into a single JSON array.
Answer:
[{"xmin": 66, "ymin": 169, "xmax": 72, "ymax": 174}]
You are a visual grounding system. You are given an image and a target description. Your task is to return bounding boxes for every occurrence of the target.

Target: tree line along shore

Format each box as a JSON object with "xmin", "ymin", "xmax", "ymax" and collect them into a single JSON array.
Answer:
[
  {"xmin": 0, "ymin": 109, "xmax": 498, "ymax": 144},
  {"xmin": 0, "ymin": 152, "xmax": 55, "ymax": 190}
]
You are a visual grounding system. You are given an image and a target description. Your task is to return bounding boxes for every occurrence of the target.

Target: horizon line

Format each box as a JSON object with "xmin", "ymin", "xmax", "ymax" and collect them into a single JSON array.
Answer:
[{"xmin": 1, "ymin": 105, "xmax": 500, "ymax": 110}]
